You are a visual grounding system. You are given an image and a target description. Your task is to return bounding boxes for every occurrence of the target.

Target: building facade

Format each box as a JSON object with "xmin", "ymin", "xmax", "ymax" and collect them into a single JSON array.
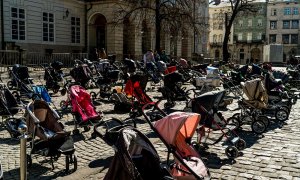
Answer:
[
  {"xmin": 208, "ymin": 5, "xmax": 234, "ymax": 62},
  {"xmin": 233, "ymin": 2, "xmax": 267, "ymax": 64},
  {"xmin": 0, "ymin": 0, "xmax": 209, "ymax": 61},
  {"xmin": 266, "ymin": 0, "xmax": 300, "ymax": 61}
]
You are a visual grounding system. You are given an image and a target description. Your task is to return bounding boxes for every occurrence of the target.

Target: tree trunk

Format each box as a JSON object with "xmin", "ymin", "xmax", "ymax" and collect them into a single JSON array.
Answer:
[{"xmin": 155, "ymin": 0, "xmax": 161, "ymax": 53}]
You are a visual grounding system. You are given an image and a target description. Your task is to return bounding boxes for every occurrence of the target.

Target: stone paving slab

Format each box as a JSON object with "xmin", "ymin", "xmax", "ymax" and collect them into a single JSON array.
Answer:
[{"xmin": 1, "ymin": 68, "xmax": 300, "ymax": 180}]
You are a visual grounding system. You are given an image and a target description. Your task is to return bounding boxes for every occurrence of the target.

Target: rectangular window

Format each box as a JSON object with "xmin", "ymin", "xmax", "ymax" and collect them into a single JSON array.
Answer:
[
  {"xmin": 269, "ymin": 34, "xmax": 276, "ymax": 43},
  {"xmin": 218, "ymin": 23, "xmax": 223, "ymax": 30},
  {"xmin": 239, "ymin": 20, "xmax": 243, "ymax": 27},
  {"xmin": 248, "ymin": 19, "xmax": 252, "ymax": 27},
  {"xmin": 283, "ymin": 20, "xmax": 290, "ymax": 29},
  {"xmin": 284, "ymin": 7, "xmax": 291, "ymax": 15},
  {"xmin": 270, "ymin": 21, "xmax": 277, "ymax": 29},
  {"xmin": 71, "ymin": 17, "xmax": 80, "ymax": 43},
  {"xmin": 271, "ymin": 8, "xmax": 277, "ymax": 16},
  {"xmin": 291, "ymin": 34, "xmax": 298, "ymax": 44},
  {"xmin": 43, "ymin": 12, "xmax": 54, "ymax": 42},
  {"xmin": 257, "ymin": 19, "xmax": 262, "ymax": 26},
  {"xmin": 247, "ymin": 32, "xmax": 252, "ymax": 41},
  {"xmin": 11, "ymin": 7, "xmax": 25, "ymax": 40},
  {"xmin": 293, "ymin": 7, "xmax": 299, "ymax": 15},
  {"xmin": 291, "ymin": 20, "xmax": 299, "ymax": 29},
  {"xmin": 257, "ymin": 32, "xmax": 262, "ymax": 40},
  {"xmin": 282, "ymin": 34, "xmax": 289, "ymax": 44},
  {"xmin": 238, "ymin": 33, "xmax": 243, "ymax": 40}
]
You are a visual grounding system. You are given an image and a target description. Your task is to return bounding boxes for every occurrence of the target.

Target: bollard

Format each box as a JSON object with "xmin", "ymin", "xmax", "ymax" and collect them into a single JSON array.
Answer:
[{"xmin": 18, "ymin": 123, "xmax": 28, "ymax": 180}]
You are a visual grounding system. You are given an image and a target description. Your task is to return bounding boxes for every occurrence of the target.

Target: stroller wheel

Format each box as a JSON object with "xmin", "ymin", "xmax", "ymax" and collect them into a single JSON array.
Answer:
[
  {"xmin": 235, "ymin": 139, "xmax": 246, "ymax": 151},
  {"xmin": 7, "ymin": 81, "xmax": 14, "ymax": 89},
  {"xmin": 83, "ymin": 126, "xmax": 90, "ymax": 132},
  {"xmin": 275, "ymin": 109, "xmax": 289, "ymax": 122},
  {"xmin": 256, "ymin": 115, "xmax": 270, "ymax": 129},
  {"xmin": 60, "ymin": 100, "xmax": 68, "ymax": 111},
  {"xmin": 251, "ymin": 120, "xmax": 266, "ymax": 134},
  {"xmin": 281, "ymin": 105, "xmax": 290, "ymax": 114},
  {"xmin": 61, "ymin": 88, "xmax": 67, "ymax": 96},
  {"xmin": 72, "ymin": 129, "xmax": 80, "ymax": 135},
  {"xmin": 90, "ymin": 91, "xmax": 97, "ymax": 100},
  {"xmin": 225, "ymin": 146, "xmax": 238, "ymax": 159},
  {"xmin": 226, "ymin": 117, "xmax": 240, "ymax": 130}
]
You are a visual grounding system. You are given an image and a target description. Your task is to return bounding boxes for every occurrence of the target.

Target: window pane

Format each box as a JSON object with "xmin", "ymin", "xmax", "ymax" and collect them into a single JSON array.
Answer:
[
  {"xmin": 283, "ymin": 20, "xmax": 290, "ymax": 29},
  {"xmin": 71, "ymin": 17, "xmax": 75, "ymax": 25},
  {"xmin": 293, "ymin": 8, "xmax": 299, "ymax": 15},
  {"xmin": 20, "ymin": 35, "xmax": 25, "ymax": 40},
  {"xmin": 19, "ymin": 9, "xmax": 25, "ymax": 19},
  {"xmin": 76, "ymin": 18, "xmax": 80, "ymax": 26},
  {"xmin": 43, "ymin": 36, "xmax": 48, "ymax": 41},
  {"xmin": 282, "ymin": 35, "xmax": 289, "ymax": 44},
  {"xmin": 43, "ymin": 13, "xmax": 48, "ymax": 21},
  {"xmin": 291, "ymin": 34, "xmax": 298, "ymax": 44},
  {"xmin": 291, "ymin": 20, "xmax": 299, "ymax": 28},
  {"xmin": 19, "ymin": 30, "xmax": 25, "ymax": 36},
  {"xmin": 49, "ymin": 13, "xmax": 54, "ymax": 22},
  {"xmin": 11, "ymin": 8, "xmax": 18, "ymax": 18}
]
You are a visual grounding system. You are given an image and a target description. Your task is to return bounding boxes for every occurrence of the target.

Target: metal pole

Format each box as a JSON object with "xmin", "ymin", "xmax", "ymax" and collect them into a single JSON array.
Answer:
[{"xmin": 18, "ymin": 124, "xmax": 28, "ymax": 180}]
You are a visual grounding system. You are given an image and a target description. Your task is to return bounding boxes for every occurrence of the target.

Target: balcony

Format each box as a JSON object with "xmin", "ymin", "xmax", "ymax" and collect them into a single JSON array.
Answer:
[{"xmin": 209, "ymin": 42, "xmax": 223, "ymax": 47}]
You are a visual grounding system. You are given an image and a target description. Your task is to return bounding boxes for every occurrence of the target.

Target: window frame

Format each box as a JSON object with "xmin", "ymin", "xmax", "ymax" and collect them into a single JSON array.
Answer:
[
  {"xmin": 71, "ymin": 17, "xmax": 81, "ymax": 44},
  {"xmin": 291, "ymin": 34, "xmax": 298, "ymax": 44},
  {"xmin": 11, "ymin": 7, "xmax": 26, "ymax": 41},
  {"xmin": 293, "ymin": 7, "xmax": 299, "ymax": 15},
  {"xmin": 282, "ymin": 20, "xmax": 290, "ymax": 29},
  {"xmin": 270, "ymin": 21, "xmax": 277, "ymax": 29},
  {"xmin": 269, "ymin": 34, "xmax": 276, "ymax": 44},
  {"xmin": 284, "ymin": 7, "xmax": 291, "ymax": 15},
  {"xmin": 42, "ymin": 12, "xmax": 55, "ymax": 42},
  {"xmin": 291, "ymin": 20, "xmax": 299, "ymax": 29},
  {"xmin": 282, "ymin": 34, "xmax": 289, "ymax": 44}
]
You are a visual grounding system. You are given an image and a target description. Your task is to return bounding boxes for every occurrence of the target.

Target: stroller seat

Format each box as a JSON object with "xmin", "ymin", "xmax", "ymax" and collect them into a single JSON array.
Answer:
[{"xmin": 71, "ymin": 85, "xmax": 102, "ymax": 123}]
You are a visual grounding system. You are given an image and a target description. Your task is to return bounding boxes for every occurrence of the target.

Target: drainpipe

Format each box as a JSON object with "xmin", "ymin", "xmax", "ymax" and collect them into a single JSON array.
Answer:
[
  {"xmin": 85, "ymin": 2, "xmax": 93, "ymax": 54},
  {"xmin": 1, "ymin": 0, "xmax": 4, "ymax": 49}
]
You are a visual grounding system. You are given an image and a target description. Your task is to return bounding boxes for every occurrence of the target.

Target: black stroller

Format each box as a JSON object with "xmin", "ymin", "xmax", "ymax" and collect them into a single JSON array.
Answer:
[
  {"xmin": 70, "ymin": 62, "xmax": 93, "ymax": 89},
  {"xmin": 185, "ymin": 90, "xmax": 246, "ymax": 159},
  {"xmin": 7, "ymin": 64, "xmax": 33, "ymax": 90},
  {"xmin": 0, "ymin": 83, "xmax": 26, "ymax": 138},
  {"xmin": 43, "ymin": 61, "xmax": 66, "ymax": 95},
  {"xmin": 25, "ymin": 100, "xmax": 77, "ymax": 172},
  {"xmin": 93, "ymin": 118, "xmax": 173, "ymax": 180},
  {"xmin": 160, "ymin": 71, "xmax": 187, "ymax": 108}
]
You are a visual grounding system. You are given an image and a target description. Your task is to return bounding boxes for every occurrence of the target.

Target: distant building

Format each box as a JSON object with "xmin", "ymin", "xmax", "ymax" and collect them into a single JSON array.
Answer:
[
  {"xmin": 266, "ymin": 0, "xmax": 300, "ymax": 61},
  {"xmin": 233, "ymin": 2, "xmax": 267, "ymax": 64}
]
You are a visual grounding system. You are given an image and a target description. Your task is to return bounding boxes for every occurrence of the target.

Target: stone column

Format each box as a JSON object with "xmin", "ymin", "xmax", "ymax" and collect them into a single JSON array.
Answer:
[{"xmin": 106, "ymin": 23, "xmax": 123, "ymax": 60}]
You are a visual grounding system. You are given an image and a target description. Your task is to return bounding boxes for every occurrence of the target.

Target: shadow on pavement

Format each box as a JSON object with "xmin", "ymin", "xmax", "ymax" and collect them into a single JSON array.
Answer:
[{"xmin": 88, "ymin": 156, "xmax": 112, "ymax": 169}]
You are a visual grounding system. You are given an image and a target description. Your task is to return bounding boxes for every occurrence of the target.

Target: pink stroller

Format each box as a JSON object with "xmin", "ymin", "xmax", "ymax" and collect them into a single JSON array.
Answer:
[
  {"xmin": 60, "ymin": 85, "xmax": 103, "ymax": 135},
  {"xmin": 142, "ymin": 103, "xmax": 210, "ymax": 179}
]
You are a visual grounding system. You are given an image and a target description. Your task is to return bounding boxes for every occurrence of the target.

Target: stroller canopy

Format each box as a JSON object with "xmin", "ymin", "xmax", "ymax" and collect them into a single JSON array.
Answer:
[
  {"xmin": 13, "ymin": 64, "xmax": 30, "ymax": 81},
  {"xmin": 104, "ymin": 127, "xmax": 169, "ymax": 180},
  {"xmin": 164, "ymin": 71, "xmax": 184, "ymax": 87},
  {"xmin": 154, "ymin": 112, "xmax": 200, "ymax": 147},
  {"xmin": 193, "ymin": 90, "xmax": 226, "ymax": 111}
]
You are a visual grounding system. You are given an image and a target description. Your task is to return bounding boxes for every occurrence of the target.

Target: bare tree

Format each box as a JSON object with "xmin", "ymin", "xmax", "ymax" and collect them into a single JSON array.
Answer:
[
  {"xmin": 112, "ymin": 0, "xmax": 207, "ymax": 54},
  {"xmin": 220, "ymin": 0, "xmax": 259, "ymax": 63}
]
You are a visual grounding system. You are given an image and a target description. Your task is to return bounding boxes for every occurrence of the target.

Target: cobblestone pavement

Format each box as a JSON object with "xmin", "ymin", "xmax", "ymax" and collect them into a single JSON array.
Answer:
[{"xmin": 1, "ymin": 68, "xmax": 300, "ymax": 180}]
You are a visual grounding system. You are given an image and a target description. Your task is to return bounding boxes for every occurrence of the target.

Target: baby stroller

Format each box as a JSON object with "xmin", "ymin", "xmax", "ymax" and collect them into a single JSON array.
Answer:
[
  {"xmin": 237, "ymin": 78, "xmax": 289, "ymax": 126},
  {"xmin": 43, "ymin": 61, "xmax": 66, "ymax": 95},
  {"xmin": 160, "ymin": 71, "xmax": 187, "ymax": 108},
  {"xmin": 60, "ymin": 85, "xmax": 103, "ymax": 135},
  {"xmin": 25, "ymin": 100, "xmax": 77, "ymax": 171},
  {"xmin": 7, "ymin": 64, "xmax": 33, "ymax": 90},
  {"xmin": 141, "ymin": 103, "xmax": 211, "ymax": 179},
  {"xmin": 70, "ymin": 63, "xmax": 93, "ymax": 88},
  {"xmin": 93, "ymin": 118, "xmax": 172, "ymax": 180},
  {"xmin": 0, "ymin": 83, "xmax": 26, "ymax": 138},
  {"xmin": 124, "ymin": 73, "xmax": 153, "ymax": 118},
  {"xmin": 185, "ymin": 90, "xmax": 246, "ymax": 158}
]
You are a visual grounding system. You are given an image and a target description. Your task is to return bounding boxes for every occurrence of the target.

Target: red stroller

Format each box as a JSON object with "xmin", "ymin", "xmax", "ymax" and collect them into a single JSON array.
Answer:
[
  {"xmin": 124, "ymin": 73, "xmax": 153, "ymax": 118},
  {"xmin": 142, "ymin": 102, "xmax": 211, "ymax": 179},
  {"xmin": 60, "ymin": 85, "xmax": 103, "ymax": 135}
]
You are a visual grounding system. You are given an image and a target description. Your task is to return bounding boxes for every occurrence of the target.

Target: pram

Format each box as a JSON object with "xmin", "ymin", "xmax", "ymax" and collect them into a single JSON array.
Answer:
[
  {"xmin": 141, "ymin": 102, "xmax": 211, "ymax": 179},
  {"xmin": 160, "ymin": 71, "xmax": 187, "ymax": 108},
  {"xmin": 70, "ymin": 63, "xmax": 93, "ymax": 88},
  {"xmin": 43, "ymin": 61, "xmax": 66, "ymax": 95},
  {"xmin": 0, "ymin": 83, "xmax": 26, "ymax": 138},
  {"xmin": 25, "ymin": 100, "xmax": 77, "ymax": 172},
  {"xmin": 185, "ymin": 90, "xmax": 246, "ymax": 158},
  {"xmin": 60, "ymin": 85, "xmax": 103, "ymax": 135},
  {"xmin": 124, "ymin": 73, "xmax": 153, "ymax": 118},
  {"xmin": 93, "ymin": 118, "xmax": 172, "ymax": 180},
  {"xmin": 7, "ymin": 64, "xmax": 33, "ymax": 90},
  {"xmin": 237, "ymin": 78, "xmax": 289, "ymax": 127}
]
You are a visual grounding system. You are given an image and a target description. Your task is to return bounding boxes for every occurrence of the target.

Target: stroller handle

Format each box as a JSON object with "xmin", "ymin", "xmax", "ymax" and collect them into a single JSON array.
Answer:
[{"xmin": 26, "ymin": 102, "xmax": 40, "ymax": 124}]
